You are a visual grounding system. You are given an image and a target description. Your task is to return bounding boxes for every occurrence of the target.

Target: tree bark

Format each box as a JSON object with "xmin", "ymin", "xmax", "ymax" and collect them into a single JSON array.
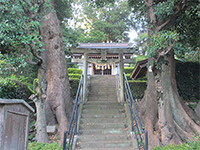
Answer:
[
  {"xmin": 139, "ymin": 51, "xmax": 200, "ymax": 149},
  {"xmin": 43, "ymin": 0, "xmax": 73, "ymax": 145},
  {"xmin": 29, "ymin": 51, "xmax": 48, "ymax": 143},
  {"xmin": 138, "ymin": 1, "xmax": 200, "ymax": 149}
]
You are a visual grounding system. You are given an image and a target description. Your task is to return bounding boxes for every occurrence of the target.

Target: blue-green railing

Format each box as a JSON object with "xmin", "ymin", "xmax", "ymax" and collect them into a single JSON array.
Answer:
[
  {"xmin": 63, "ymin": 74, "xmax": 83, "ymax": 150},
  {"xmin": 123, "ymin": 72, "xmax": 148, "ymax": 150}
]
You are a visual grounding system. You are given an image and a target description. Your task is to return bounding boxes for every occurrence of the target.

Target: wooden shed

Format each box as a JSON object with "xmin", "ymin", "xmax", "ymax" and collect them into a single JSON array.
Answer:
[
  {"xmin": 130, "ymin": 59, "xmax": 148, "ymax": 80},
  {"xmin": 0, "ymin": 99, "xmax": 35, "ymax": 150}
]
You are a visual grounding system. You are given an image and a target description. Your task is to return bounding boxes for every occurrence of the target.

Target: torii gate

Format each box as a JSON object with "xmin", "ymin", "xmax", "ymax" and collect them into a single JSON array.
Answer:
[{"xmin": 68, "ymin": 43, "xmax": 135, "ymax": 102}]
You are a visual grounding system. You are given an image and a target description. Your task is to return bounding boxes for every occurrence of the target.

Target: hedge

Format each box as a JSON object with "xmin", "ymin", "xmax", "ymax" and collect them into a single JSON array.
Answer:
[
  {"xmin": 124, "ymin": 67, "xmax": 134, "ymax": 74},
  {"xmin": 176, "ymin": 61, "xmax": 200, "ymax": 102},
  {"xmin": 68, "ymin": 74, "xmax": 82, "ymax": 79},
  {"xmin": 0, "ymin": 75, "xmax": 33, "ymax": 101},
  {"xmin": 69, "ymin": 78, "xmax": 80, "ymax": 98},
  {"xmin": 128, "ymin": 80, "xmax": 147, "ymax": 100},
  {"xmin": 68, "ymin": 68, "xmax": 82, "ymax": 74}
]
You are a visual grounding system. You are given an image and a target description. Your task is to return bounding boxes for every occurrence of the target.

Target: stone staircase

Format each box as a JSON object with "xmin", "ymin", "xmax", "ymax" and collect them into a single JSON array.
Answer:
[{"xmin": 76, "ymin": 75, "xmax": 138, "ymax": 150}]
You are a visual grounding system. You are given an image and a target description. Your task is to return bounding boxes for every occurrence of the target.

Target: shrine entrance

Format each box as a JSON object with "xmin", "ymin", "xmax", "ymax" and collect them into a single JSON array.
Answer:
[{"xmin": 93, "ymin": 65, "xmax": 112, "ymax": 75}]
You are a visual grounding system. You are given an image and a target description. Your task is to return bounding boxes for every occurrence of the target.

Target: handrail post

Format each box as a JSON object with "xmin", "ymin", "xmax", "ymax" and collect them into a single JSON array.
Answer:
[
  {"xmin": 145, "ymin": 131, "xmax": 148, "ymax": 150},
  {"xmin": 63, "ymin": 131, "xmax": 67, "ymax": 150}
]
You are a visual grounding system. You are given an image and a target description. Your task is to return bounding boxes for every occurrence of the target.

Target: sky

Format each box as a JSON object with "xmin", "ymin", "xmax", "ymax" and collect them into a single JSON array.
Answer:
[{"xmin": 128, "ymin": 30, "xmax": 138, "ymax": 43}]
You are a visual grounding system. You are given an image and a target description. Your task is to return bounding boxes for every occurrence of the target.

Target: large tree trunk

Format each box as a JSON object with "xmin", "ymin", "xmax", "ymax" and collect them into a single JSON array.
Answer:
[
  {"xmin": 139, "ymin": 51, "xmax": 200, "ymax": 149},
  {"xmin": 43, "ymin": 0, "xmax": 73, "ymax": 145}
]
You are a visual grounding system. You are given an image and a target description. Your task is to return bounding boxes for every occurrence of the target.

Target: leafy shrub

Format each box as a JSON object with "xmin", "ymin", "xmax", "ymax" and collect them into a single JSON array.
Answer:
[
  {"xmin": 68, "ymin": 74, "xmax": 82, "ymax": 79},
  {"xmin": 153, "ymin": 136, "xmax": 200, "ymax": 150},
  {"xmin": 176, "ymin": 61, "xmax": 200, "ymax": 102},
  {"xmin": 126, "ymin": 74, "xmax": 132, "ymax": 80},
  {"xmin": 128, "ymin": 80, "xmax": 147, "ymax": 100},
  {"xmin": 69, "ymin": 78, "xmax": 80, "ymax": 98},
  {"xmin": 0, "ymin": 75, "xmax": 33, "ymax": 100},
  {"xmin": 124, "ymin": 67, "xmax": 134, "ymax": 74},
  {"xmin": 68, "ymin": 68, "xmax": 82, "ymax": 74},
  {"xmin": 28, "ymin": 142, "xmax": 63, "ymax": 150}
]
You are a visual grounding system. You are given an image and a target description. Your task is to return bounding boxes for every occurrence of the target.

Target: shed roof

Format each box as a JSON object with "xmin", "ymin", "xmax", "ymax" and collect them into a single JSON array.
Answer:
[
  {"xmin": 77, "ymin": 43, "xmax": 130, "ymax": 49},
  {"xmin": 130, "ymin": 59, "xmax": 148, "ymax": 80},
  {"xmin": 0, "ymin": 99, "xmax": 35, "ymax": 112}
]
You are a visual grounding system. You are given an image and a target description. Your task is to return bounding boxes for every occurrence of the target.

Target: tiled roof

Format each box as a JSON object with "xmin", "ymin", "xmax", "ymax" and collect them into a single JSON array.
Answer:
[{"xmin": 77, "ymin": 43, "xmax": 130, "ymax": 49}]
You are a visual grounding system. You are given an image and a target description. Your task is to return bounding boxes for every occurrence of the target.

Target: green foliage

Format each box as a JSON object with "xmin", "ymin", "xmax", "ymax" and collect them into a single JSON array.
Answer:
[
  {"xmin": 134, "ymin": 32, "xmax": 148, "ymax": 55},
  {"xmin": 68, "ymin": 74, "xmax": 82, "ymax": 79},
  {"xmin": 54, "ymin": 0, "xmax": 72, "ymax": 21},
  {"xmin": 0, "ymin": 75, "xmax": 33, "ymax": 100},
  {"xmin": 68, "ymin": 68, "xmax": 82, "ymax": 74},
  {"xmin": 124, "ymin": 67, "xmax": 134, "ymax": 74},
  {"xmin": 128, "ymin": 80, "xmax": 147, "ymax": 99},
  {"xmin": 125, "ymin": 74, "xmax": 132, "ymax": 80},
  {"xmin": 176, "ymin": 61, "xmax": 200, "ymax": 102},
  {"xmin": 184, "ymin": 48, "xmax": 200, "ymax": 63},
  {"xmin": 73, "ymin": 0, "xmax": 134, "ymax": 43},
  {"xmin": 69, "ymin": 78, "xmax": 80, "ymax": 98},
  {"xmin": 135, "ymin": 55, "xmax": 148, "ymax": 63},
  {"xmin": 153, "ymin": 136, "xmax": 200, "ymax": 150},
  {"xmin": 28, "ymin": 142, "xmax": 63, "ymax": 150}
]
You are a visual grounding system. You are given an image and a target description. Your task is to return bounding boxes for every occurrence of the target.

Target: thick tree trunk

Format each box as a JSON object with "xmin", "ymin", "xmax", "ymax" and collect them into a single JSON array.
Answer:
[
  {"xmin": 139, "ymin": 51, "xmax": 200, "ymax": 149},
  {"xmin": 43, "ymin": 0, "xmax": 72, "ymax": 145}
]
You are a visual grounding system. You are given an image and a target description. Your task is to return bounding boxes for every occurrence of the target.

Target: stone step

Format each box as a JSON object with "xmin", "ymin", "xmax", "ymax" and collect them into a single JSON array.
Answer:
[
  {"xmin": 88, "ymin": 97, "xmax": 118, "ymax": 102},
  {"xmin": 81, "ymin": 113, "xmax": 126, "ymax": 118},
  {"xmin": 82, "ymin": 104, "xmax": 124, "ymax": 110},
  {"xmin": 76, "ymin": 140, "xmax": 133, "ymax": 149},
  {"xmin": 82, "ymin": 106, "xmax": 124, "ymax": 111},
  {"xmin": 89, "ymin": 90, "xmax": 117, "ymax": 95},
  {"xmin": 80, "ymin": 117, "xmax": 128, "ymax": 124},
  {"xmin": 90, "ymin": 87, "xmax": 117, "ymax": 91},
  {"xmin": 79, "ymin": 122, "xmax": 128, "ymax": 130},
  {"xmin": 83, "ymin": 101, "xmax": 124, "ymax": 105},
  {"xmin": 76, "ymin": 148, "xmax": 137, "ymax": 150},
  {"xmin": 81, "ymin": 109, "xmax": 124, "ymax": 115},
  {"xmin": 78, "ymin": 128, "xmax": 130, "ymax": 135},
  {"xmin": 77, "ymin": 134, "xmax": 132, "ymax": 142}
]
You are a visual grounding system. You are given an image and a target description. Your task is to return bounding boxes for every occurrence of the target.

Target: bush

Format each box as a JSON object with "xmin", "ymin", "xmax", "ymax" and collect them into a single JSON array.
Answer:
[
  {"xmin": 69, "ymin": 74, "xmax": 82, "ymax": 79},
  {"xmin": 68, "ymin": 68, "xmax": 82, "ymax": 74},
  {"xmin": 28, "ymin": 142, "xmax": 63, "ymax": 150},
  {"xmin": 128, "ymin": 80, "xmax": 147, "ymax": 100},
  {"xmin": 0, "ymin": 75, "xmax": 33, "ymax": 100},
  {"xmin": 124, "ymin": 67, "xmax": 134, "ymax": 74},
  {"xmin": 69, "ymin": 78, "xmax": 80, "ymax": 98},
  {"xmin": 126, "ymin": 74, "xmax": 132, "ymax": 80},
  {"xmin": 176, "ymin": 61, "xmax": 200, "ymax": 102},
  {"xmin": 153, "ymin": 136, "xmax": 200, "ymax": 150}
]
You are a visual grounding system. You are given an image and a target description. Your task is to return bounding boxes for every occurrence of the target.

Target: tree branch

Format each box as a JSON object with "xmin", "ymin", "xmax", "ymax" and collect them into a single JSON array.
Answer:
[
  {"xmin": 28, "ymin": 43, "xmax": 43, "ymax": 63},
  {"xmin": 156, "ymin": 1, "xmax": 187, "ymax": 32}
]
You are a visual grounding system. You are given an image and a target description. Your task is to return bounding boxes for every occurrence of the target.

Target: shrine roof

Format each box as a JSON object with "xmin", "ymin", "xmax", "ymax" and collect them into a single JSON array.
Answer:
[
  {"xmin": 77, "ymin": 43, "xmax": 130, "ymax": 49},
  {"xmin": 130, "ymin": 59, "xmax": 148, "ymax": 80}
]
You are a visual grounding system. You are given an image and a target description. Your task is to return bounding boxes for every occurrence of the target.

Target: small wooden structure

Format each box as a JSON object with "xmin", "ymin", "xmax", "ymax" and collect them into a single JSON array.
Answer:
[
  {"xmin": 0, "ymin": 99, "xmax": 35, "ymax": 150},
  {"xmin": 130, "ymin": 59, "xmax": 148, "ymax": 80}
]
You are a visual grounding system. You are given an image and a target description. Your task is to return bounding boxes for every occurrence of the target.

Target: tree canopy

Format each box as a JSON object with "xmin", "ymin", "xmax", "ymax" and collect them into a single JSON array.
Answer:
[{"xmin": 68, "ymin": 0, "xmax": 135, "ymax": 43}]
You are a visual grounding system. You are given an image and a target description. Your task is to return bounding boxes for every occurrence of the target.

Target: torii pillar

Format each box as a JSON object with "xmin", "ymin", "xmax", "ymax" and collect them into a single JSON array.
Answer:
[
  {"xmin": 83, "ymin": 52, "xmax": 88, "ymax": 101},
  {"xmin": 119, "ymin": 52, "xmax": 124, "ymax": 101}
]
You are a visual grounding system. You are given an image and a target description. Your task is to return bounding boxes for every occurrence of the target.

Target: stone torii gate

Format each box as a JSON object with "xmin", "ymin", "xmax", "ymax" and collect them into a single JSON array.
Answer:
[{"xmin": 68, "ymin": 43, "xmax": 135, "ymax": 102}]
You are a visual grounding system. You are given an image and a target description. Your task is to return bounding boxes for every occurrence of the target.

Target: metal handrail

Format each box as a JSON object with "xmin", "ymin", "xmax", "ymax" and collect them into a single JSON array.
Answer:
[
  {"xmin": 63, "ymin": 74, "xmax": 84, "ymax": 150},
  {"xmin": 123, "ymin": 72, "xmax": 148, "ymax": 150}
]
